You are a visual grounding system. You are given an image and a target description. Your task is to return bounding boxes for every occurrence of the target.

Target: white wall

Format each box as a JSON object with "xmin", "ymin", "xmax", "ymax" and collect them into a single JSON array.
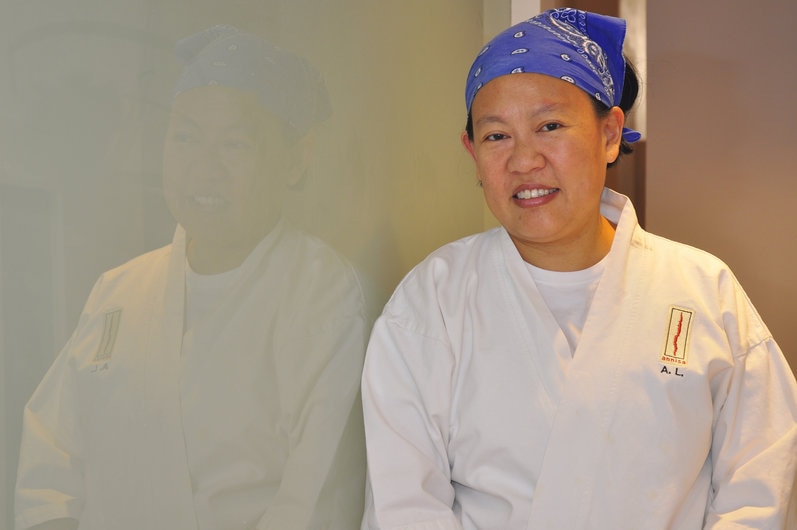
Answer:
[
  {"xmin": 647, "ymin": 0, "xmax": 797, "ymax": 371},
  {"xmin": 511, "ymin": 0, "xmax": 541, "ymax": 23}
]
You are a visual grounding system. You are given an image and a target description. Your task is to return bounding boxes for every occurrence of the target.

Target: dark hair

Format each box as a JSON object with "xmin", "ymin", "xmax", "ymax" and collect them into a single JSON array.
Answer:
[
  {"xmin": 464, "ymin": 57, "xmax": 640, "ymax": 168},
  {"xmin": 594, "ymin": 57, "xmax": 639, "ymax": 168}
]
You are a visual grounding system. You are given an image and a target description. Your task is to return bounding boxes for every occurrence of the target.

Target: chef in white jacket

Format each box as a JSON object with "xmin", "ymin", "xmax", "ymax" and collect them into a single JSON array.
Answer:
[
  {"xmin": 15, "ymin": 26, "xmax": 367, "ymax": 530},
  {"xmin": 361, "ymin": 8, "xmax": 797, "ymax": 530}
]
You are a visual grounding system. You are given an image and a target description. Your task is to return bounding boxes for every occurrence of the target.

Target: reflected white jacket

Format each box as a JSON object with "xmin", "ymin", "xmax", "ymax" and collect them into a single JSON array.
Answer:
[
  {"xmin": 16, "ymin": 223, "xmax": 368, "ymax": 530},
  {"xmin": 361, "ymin": 189, "xmax": 797, "ymax": 530}
]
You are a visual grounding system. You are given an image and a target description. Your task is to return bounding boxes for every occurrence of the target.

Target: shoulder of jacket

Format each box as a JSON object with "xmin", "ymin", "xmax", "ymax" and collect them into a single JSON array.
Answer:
[
  {"xmin": 394, "ymin": 229, "xmax": 500, "ymax": 290},
  {"xmin": 637, "ymin": 229, "xmax": 732, "ymax": 275},
  {"xmin": 638, "ymin": 229, "xmax": 773, "ymax": 352},
  {"xmin": 382, "ymin": 229, "xmax": 503, "ymax": 320},
  {"xmin": 90, "ymin": 243, "xmax": 174, "ymax": 297}
]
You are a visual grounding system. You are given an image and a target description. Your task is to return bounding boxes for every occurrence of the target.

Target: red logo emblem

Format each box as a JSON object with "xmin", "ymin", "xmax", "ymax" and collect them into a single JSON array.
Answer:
[{"xmin": 661, "ymin": 306, "xmax": 694, "ymax": 366}]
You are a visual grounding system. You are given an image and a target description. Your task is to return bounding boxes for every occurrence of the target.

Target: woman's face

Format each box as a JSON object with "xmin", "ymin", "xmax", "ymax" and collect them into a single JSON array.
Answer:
[
  {"xmin": 162, "ymin": 85, "xmax": 297, "ymax": 251},
  {"xmin": 462, "ymin": 73, "xmax": 623, "ymax": 268}
]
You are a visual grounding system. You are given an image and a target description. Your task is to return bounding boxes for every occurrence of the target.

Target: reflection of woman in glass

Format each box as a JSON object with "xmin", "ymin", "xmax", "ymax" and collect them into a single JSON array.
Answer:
[{"xmin": 16, "ymin": 26, "xmax": 366, "ymax": 530}]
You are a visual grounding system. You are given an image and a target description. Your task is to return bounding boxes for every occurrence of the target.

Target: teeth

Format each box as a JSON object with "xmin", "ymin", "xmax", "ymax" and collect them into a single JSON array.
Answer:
[
  {"xmin": 515, "ymin": 188, "xmax": 556, "ymax": 199},
  {"xmin": 192, "ymin": 195, "xmax": 225, "ymax": 207}
]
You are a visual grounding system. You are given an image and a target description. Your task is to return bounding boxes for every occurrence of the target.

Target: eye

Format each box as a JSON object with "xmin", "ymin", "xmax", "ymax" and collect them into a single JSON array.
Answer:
[
  {"xmin": 221, "ymin": 131, "xmax": 256, "ymax": 151},
  {"xmin": 483, "ymin": 132, "xmax": 508, "ymax": 142},
  {"xmin": 224, "ymin": 139, "xmax": 253, "ymax": 150},
  {"xmin": 539, "ymin": 122, "xmax": 562, "ymax": 132},
  {"xmin": 170, "ymin": 131, "xmax": 196, "ymax": 143}
]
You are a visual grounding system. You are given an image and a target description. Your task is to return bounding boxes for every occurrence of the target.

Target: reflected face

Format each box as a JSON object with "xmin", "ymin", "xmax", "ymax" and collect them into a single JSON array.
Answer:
[
  {"xmin": 462, "ymin": 73, "xmax": 622, "ymax": 258},
  {"xmin": 162, "ymin": 85, "xmax": 296, "ymax": 248}
]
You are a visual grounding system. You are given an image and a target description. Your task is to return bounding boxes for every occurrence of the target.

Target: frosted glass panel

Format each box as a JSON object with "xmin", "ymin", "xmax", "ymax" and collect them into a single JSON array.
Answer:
[{"xmin": 0, "ymin": 1, "xmax": 484, "ymax": 528}]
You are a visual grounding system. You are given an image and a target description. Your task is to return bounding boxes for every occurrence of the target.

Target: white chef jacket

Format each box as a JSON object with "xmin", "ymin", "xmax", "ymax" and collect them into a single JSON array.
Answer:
[
  {"xmin": 15, "ymin": 222, "xmax": 368, "ymax": 530},
  {"xmin": 361, "ymin": 189, "xmax": 797, "ymax": 530}
]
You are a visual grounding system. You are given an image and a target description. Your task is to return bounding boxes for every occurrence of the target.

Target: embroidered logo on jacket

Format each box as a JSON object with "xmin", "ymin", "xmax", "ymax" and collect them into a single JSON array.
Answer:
[
  {"xmin": 660, "ymin": 306, "xmax": 694, "ymax": 366},
  {"xmin": 93, "ymin": 308, "xmax": 122, "ymax": 362}
]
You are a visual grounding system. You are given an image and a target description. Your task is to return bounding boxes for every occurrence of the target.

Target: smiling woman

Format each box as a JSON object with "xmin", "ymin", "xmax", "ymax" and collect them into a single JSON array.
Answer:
[
  {"xmin": 162, "ymin": 85, "xmax": 299, "ymax": 274},
  {"xmin": 13, "ymin": 25, "xmax": 368, "ymax": 530},
  {"xmin": 360, "ymin": 8, "xmax": 797, "ymax": 530},
  {"xmin": 462, "ymin": 73, "xmax": 623, "ymax": 270}
]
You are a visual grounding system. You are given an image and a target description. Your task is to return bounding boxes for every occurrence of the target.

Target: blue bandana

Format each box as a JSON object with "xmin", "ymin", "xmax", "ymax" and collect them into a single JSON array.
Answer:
[
  {"xmin": 465, "ymin": 8, "xmax": 641, "ymax": 143},
  {"xmin": 174, "ymin": 25, "xmax": 330, "ymax": 135}
]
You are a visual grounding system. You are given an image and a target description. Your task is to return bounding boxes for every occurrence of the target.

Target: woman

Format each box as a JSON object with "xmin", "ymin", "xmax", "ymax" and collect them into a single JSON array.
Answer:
[
  {"xmin": 361, "ymin": 8, "xmax": 797, "ymax": 529},
  {"xmin": 15, "ymin": 26, "xmax": 367, "ymax": 530}
]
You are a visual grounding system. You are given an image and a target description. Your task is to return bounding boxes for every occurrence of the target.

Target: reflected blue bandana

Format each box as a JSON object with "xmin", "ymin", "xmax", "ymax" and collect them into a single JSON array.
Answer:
[
  {"xmin": 174, "ymin": 25, "xmax": 330, "ymax": 135},
  {"xmin": 465, "ymin": 8, "xmax": 641, "ymax": 143}
]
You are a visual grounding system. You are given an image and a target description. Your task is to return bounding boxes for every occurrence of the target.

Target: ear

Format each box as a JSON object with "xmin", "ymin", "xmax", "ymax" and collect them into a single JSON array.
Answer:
[
  {"xmin": 287, "ymin": 134, "xmax": 314, "ymax": 188},
  {"xmin": 603, "ymin": 106, "xmax": 625, "ymax": 164},
  {"xmin": 461, "ymin": 130, "xmax": 477, "ymax": 162}
]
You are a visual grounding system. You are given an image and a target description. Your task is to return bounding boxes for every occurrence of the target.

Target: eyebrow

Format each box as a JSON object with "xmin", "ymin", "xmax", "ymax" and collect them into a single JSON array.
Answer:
[
  {"xmin": 169, "ymin": 113, "xmax": 198, "ymax": 128},
  {"xmin": 474, "ymin": 103, "xmax": 564, "ymax": 130},
  {"xmin": 169, "ymin": 113, "xmax": 256, "ymax": 136},
  {"xmin": 473, "ymin": 114, "xmax": 506, "ymax": 129}
]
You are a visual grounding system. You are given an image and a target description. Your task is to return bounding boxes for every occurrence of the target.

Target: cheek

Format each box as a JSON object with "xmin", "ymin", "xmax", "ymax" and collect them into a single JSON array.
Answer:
[
  {"xmin": 239, "ymin": 168, "xmax": 280, "ymax": 203},
  {"xmin": 161, "ymin": 148, "xmax": 195, "ymax": 186},
  {"xmin": 479, "ymin": 178, "xmax": 508, "ymax": 209},
  {"xmin": 161, "ymin": 168, "xmax": 180, "ymax": 199},
  {"xmin": 221, "ymin": 145, "xmax": 261, "ymax": 168},
  {"xmin": 559, "ymin": 136, "xmax": 606, "ymax": 173},
  {"xmin": 225, "ymin": 152, "xmax": 265, "ymax": 186},
  {"xmin": 472, "ymin": 148, "xmax": 506, "ymax": 178}
]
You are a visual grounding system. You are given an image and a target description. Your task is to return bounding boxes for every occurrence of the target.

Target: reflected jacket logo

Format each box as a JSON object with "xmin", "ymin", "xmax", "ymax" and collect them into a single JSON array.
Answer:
[{"xmin": 94, "ymin": 308, "xmax": 122, "ymax": 362}]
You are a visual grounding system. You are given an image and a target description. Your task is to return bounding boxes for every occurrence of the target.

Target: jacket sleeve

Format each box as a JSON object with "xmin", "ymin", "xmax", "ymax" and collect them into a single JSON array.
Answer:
[
  {"xmin": 14, "ymin": 269, "xmax": 113, "ymax": 530},
  {"xmin": 15, "ymin": 332, "xmax": 85, "ymax": 530},
  {"xmin": 360, "ymin": 312, "xmax": 463, "ymax": 530},
  {"xmin": 705, "ymin": 334, "xmax": 797, "ymax": 529},
  {"xmin": 256, "ymin": 311, "xmax": 368, "ymax": 530},
  {"xmin": 256, "ymin": 260, "xmax": 370, "ymax": 530}
]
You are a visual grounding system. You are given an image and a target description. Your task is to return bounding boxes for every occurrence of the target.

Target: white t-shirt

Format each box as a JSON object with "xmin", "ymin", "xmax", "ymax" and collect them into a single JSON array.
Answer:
[
  {"xmin": 526, "ymin": 257, "xmax": 606, "ymax": 355},
  {"xmin": 184, "ymin": 259, "xmax": 244, "ymax": 331}
]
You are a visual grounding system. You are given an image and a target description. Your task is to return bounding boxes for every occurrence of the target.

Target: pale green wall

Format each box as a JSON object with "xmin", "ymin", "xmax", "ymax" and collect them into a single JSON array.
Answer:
[{"xmin": 0, "ymin": 1, "xmax": 486, "ymax": 524}]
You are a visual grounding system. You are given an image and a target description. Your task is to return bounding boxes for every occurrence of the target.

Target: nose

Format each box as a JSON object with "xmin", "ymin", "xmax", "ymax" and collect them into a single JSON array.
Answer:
[
  {"xmin": 189, "ymin": 142, "xmax": 229, "ymax": 181},
  {"xmin": 507, "ymin": 135, "xmax": 544, "ymax": 174}
]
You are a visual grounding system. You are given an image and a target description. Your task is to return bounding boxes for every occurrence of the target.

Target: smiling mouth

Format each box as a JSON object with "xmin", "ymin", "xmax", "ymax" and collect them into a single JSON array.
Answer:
[
  {"xmin": 191, "ymin": 194, "xmax": 227, "ymax": 208},
  {"xmin": 514, "ymin": 188, "xmax": 558, "ymax": 199}
]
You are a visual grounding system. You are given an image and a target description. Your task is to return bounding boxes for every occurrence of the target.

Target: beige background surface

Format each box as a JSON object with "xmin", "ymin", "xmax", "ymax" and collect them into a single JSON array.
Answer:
[{"xmin": 646, "ymin": 0, "xmax": 797, "ymax": 370}]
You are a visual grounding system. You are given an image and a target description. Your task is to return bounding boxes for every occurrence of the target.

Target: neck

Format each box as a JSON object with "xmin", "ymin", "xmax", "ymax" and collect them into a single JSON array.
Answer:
[
  {"xmin": 514, "ymin": 215, "xmax": 616, "ymax": 272},
  {"xmin": 186, "ymin": 239, "xmax": 253, "ymax": 274},
  {"xmin": 186, "ymin": 223, "xmax": 277, "ymax": 275}
]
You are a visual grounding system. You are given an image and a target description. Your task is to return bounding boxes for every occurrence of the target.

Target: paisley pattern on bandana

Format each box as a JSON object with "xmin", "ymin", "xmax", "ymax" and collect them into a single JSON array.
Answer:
[
  {"xmin": 531, "ymin": 9, "xmax": 615, "ymax": 106},
  {"xmin": 464, "ymin": 8, "xmax": 641, "ymax": 142},
  {"xmin": 174, "ymin": 25, "xmax": 330, "ymax": 135}
]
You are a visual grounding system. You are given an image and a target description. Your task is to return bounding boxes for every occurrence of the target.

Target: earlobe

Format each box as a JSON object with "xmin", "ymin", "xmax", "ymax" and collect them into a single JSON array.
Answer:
[
  {"xmin": 604, "ymin": 106, "xmax": 625, "ymax": 162},
  {"xmin": 461, "ymin": 131, "xmax": 477, "ymax": 161},
  {"xmin": 287, "ymin": 135, "xmax": 313, "ymax": 188}
]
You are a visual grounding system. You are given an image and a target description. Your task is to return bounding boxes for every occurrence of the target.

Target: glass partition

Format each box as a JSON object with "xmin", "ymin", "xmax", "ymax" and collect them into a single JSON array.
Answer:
[{"xmin": 0, "ymin": 2, "xmax": 485, "ymax": 527}]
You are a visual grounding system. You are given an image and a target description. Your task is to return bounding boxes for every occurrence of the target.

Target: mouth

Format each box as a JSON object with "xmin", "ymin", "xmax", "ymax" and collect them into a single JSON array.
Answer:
[
  {"xmin": 190, "ymin": 194, "xmax": 228, "ymax": 209},
  {"xmin": 514, "ymin": 188, "xmax": 558, "ymax": 200}
]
